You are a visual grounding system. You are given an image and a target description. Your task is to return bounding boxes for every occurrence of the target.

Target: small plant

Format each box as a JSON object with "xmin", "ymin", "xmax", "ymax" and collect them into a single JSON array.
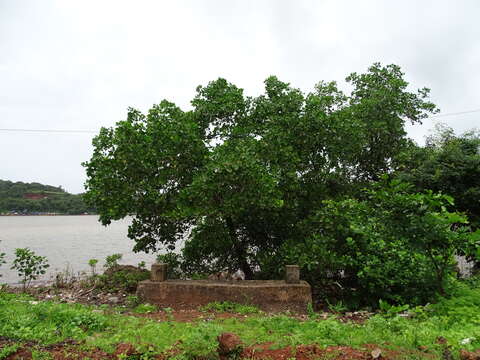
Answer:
[
  {"xmin": 104, "ymin": 253, "xmax": 122, "ymax": 269},
  {"xmin": 137, "ymin": 261, "xmax": 146, "ymax": 269},
  {"xmin": 378, "ymin": 299, "xmax": 410, "ymax": 318},
  {"xmin": 11, "ymin": 248, "xmax": 49, "ymax": 291},
  {"xmin": 126, "ymin": 295, "xmax": 140, "ymax": 307},
  {"xmin": 163, "ymin": 307, "xmax": 174, "ymax": 321},
  {"xmin": 326, "ymin": 300, "xmax": 347, "ymax": 313},
  {"xmin": 52, "ymin": 264, "xmax": 77, "ymax": 289},
  {"xmin": 88, "ymin": 258, "xmax": 99, "ymax": 276},
  {"xmin": 31, "ymin": 349, "xmax": 53, "ymax": 360},
  {"xmin": 200, "ymin": 301, "xmax": 261, "ymax": 315},
  {"xmin": 0, "ymin": 343, "xmax": 20, "ymax": 359},
  {"xmin": 134, "ymin": 303, "xmax": 157, "ymax": 314}
]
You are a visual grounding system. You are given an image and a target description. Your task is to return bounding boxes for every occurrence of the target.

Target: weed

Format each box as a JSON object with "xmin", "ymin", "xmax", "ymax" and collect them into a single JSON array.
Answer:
[
  {"xmin": 200, "ymin": 301, "xmax": 261, "ymax": 315},
  {"xmin": 88, "ymin": 258, "xmax": 99, "ymax": 276},
  {"xmin": 104, "ymin": 253, "xmax": 122, "ymax": 269},
  {"xmin": 134, "ymin": 303, "xmax": 157, "ymax": 314},
  {"xmin": 378, "ymin": 299, "xmax": 410, "ymax": 318},
  {"xmin": 0, "ymin": 343, "xmax": 20, "ymax": 359},
  {"xmin": 31, "ymin": 349, "xmax": 53, "ymax": 360},
  {"xmin": 326, "ymin": 299, "xmax": 347, "ymax": 313},
  {"xmin": 126, "ymin": 295, "xmax": 141, "ymax": 307}
]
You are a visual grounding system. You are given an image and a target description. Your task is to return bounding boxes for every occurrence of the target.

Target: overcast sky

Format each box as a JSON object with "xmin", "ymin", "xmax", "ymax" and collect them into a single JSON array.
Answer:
[{"xmin": 1, "ymin": 0, "xmax": 479, "ymax": 194}]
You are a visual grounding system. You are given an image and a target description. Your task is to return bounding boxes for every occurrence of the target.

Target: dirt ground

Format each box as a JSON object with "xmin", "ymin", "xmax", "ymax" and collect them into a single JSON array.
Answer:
[{"xmin": 1, "ymin": 338, "xmax": 412, "ymax": 360}]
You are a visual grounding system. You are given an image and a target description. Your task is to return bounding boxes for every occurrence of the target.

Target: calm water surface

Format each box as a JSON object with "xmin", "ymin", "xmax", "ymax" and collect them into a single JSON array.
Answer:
[{"xmin": 0, "ymin": 215, "xmax": 160, "ymax": 284}]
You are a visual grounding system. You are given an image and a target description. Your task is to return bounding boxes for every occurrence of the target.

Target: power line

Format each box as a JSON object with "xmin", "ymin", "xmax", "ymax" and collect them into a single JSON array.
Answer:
[
  {"xmin": 430, "ymin": 108, "xmax": 480, "ymax": 118},
  {"xmin": 0, "ymin": 108, "xmax": 478, "ymax": 134}
]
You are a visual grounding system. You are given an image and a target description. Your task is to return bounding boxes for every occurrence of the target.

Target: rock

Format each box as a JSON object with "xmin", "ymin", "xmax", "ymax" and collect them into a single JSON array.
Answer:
[
  {"xmin": 436, "ymin": 336, "xmax": 448, "ymax": 345},
  {"xmin": 460, "ymin": 349, "xmax": 480, "ymax": 360},
  {"xmin": 371, "ymin": 348, "xmax": 382, "ymax": 359},
  {"xmin": 114, "ymin": 343, "xmax": 136, "ymax": 358},
  {"xmin": 108, "ymin": 296, "xmax": 120, "ymax": 304},
  {"xmin": 217, "ymin": 332, "xmax": 243, "ymax": 356}
]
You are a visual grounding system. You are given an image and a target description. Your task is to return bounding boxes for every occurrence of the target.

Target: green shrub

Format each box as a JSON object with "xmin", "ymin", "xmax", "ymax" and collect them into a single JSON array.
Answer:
[
  {"xmin": 11, "ymin": 248, "xmax": 49, "ymax": 291},
  {"xmin": 104, "ymin": 254, "xmax": 122, "ymax": 269},
  {"xmin": 98, "ymin": 263, "xmax": 149, "ymax": 293},
  {"xmin": 282, "ymin": 180, "xmax": 479, "ymax": 307},
  {"xmin": 88, "ymin": 258, "xmax": 98, "ymax": 276}
]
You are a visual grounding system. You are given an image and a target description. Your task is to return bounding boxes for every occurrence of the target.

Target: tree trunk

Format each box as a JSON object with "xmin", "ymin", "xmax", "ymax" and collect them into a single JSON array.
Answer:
[{"xmin": 225, "ymin": 217, "xmax": 254, "ymax": 279}]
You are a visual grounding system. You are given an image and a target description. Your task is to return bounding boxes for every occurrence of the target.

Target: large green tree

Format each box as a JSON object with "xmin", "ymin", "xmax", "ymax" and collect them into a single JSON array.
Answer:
[
  {"xmin": 83, "ymin": 63, "xmax": 437, "ymax": 279},
  {"xmin": 396, "ymin": 124, "xmax": 480, "ymax": 229}
]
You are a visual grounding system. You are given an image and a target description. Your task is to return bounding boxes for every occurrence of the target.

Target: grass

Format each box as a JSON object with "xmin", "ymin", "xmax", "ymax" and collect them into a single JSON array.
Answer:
[
  {"xmin": 1, "ymin": 280, "xmax": 480, "ymax": 359},
  {"xmin": 200, "ymin": 301, "xmax": 262, "ymax": 315}
]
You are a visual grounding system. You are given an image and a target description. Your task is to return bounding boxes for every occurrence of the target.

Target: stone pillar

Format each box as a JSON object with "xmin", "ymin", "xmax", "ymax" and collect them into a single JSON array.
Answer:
[
  {"xmin": 285, "ymin": 265, "xmax": 300, "ymax": 284},
  {"xmin": 151, "ymin": 263, "xmax": 168, "ymax": 282}
]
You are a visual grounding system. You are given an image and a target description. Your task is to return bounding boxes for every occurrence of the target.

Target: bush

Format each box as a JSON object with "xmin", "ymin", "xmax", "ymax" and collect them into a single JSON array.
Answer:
[
  {"xmin": 11, "ymin": 248, "xmax": 49, "ymax": 291},
  {"xmin": 282, "ymin": 180, "xmax": 479, "ymax": 307},
  {"xmin": 104, "ymin": 253, "xmax": 122, "ymax": 269}
]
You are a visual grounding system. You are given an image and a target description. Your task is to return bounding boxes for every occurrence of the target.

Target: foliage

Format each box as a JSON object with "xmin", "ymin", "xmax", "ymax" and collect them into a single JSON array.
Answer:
[
  {"xmin": 200, "ymin": 301, "xmax": 261, "ymax": 315},
  {"xmin": 0, "ymin": 343, "xmax": 20, "ymax": 359},
  {"xmin": 156, "ymin": 252, "xmax": 183, "ymax": 279},
  {"xmin": 84, "ymin": 63, "xmax": 437, "ymax": 284},
  {"xmin": 11, "ymin": 248, "xmax": 50, "ymax": 291},
  {"xmin": 133, "ymin": 303, "xmax": 157, "ymax": 314},
  {"xmin": 126, "ymin": 295, "xmax": 140, "ymax": 307},
  {"xmin": 0, "ymin": 293, "xmax": 108, "ymax": 344},
  {"xmin": 104, "ymin": 253, "xmax": 122, "ymax": 269},
  {"xmin": 97, "ymin": 269, "xmax": 149, "ymax": 293},
  {"xmin": 378, "ymin": 300, "xmax": 410, "ymax": 318},
  {"xmin": 281, "ymin": 180, "xmax": 479, "ymax": 306},
  {"xmin": 396, "ymin": 124, "xmax": 480, "ymax": 230},
  {"xmin": 88, "ymin": 258, "xmax": 98, "ymax": 276}
]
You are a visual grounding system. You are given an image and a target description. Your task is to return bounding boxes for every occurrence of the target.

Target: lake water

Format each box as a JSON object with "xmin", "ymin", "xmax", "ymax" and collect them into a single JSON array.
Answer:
[{"xmin": 0, "ymin": 215, "xmax": 161, "ymax": 284}]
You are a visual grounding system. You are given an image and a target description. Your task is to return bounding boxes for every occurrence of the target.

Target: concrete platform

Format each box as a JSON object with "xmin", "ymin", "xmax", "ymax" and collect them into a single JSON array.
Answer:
[{"xmin": 136, "ymin": 279, "xmax": 312, "ymax": 313}]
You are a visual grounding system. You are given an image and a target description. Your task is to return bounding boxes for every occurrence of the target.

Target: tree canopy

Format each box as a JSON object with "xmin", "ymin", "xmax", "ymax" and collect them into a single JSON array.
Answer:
[
  {"xmin": 84, "ymin": 63, "xmax": 436, "ymax": 272},
  {"xmin": 84, "ymin": 63, "xmax": 480, "ymax": 305}
]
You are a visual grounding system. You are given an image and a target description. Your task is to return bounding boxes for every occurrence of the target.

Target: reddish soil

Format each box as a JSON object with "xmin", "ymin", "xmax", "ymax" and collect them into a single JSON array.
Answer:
[{"xmin": 1, "ymin": 338, "xmax": 435, "ymax": 360}]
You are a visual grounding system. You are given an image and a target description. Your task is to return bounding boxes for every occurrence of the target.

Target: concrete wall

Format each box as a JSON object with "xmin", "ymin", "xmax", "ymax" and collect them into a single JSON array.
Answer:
[{"xmin": 137, "ymin": 279, "xmax": 312, "ymax": 313}]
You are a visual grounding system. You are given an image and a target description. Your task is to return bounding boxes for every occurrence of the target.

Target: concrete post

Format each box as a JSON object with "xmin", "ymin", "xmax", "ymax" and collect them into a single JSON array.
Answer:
[
  {"xmin": 151, "ymin": 263, "xmax": 168, "ymax": 282},
  {"xmin": 285, "ymin": 265, "xmax": 300, "ymax": 284}
]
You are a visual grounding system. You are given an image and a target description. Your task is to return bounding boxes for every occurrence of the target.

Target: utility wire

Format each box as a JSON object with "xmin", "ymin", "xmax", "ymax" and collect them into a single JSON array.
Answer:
[
  {"xmin": 0, "ymin": 108, "xmax": 479, "ymax": 134},
  {"xmin": 430, "ymin": 108, "xmax": 480, "ymax": 118}
]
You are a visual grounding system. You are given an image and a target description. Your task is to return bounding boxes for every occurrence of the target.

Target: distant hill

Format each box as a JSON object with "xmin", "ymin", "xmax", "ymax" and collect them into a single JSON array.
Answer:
[{"xmin": 0, "ymin": 180, "xmax": 95, "ymax": 215}]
